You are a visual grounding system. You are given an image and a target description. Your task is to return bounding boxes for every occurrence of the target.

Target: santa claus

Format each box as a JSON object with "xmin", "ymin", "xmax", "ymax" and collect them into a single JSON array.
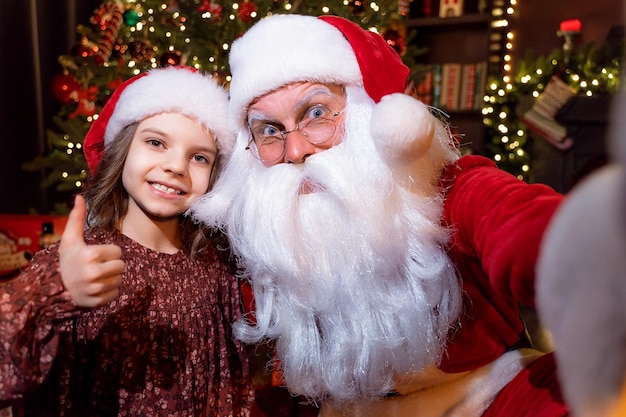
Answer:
[{"xmin": 192, "ymin": 14, "xmax": 568, "ymax": 417}]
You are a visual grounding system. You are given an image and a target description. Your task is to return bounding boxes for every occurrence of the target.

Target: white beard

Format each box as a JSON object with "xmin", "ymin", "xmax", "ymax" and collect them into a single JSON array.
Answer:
[{"xmin": 192, "ymin": 88, "xmax": 463, "ymax": 402}]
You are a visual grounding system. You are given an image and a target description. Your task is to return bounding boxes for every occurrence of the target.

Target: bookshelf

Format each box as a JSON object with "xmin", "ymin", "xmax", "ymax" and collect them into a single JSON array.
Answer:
[{"xmin": 406, "ymin": 2, "xmax": 497, "ymax": 155}]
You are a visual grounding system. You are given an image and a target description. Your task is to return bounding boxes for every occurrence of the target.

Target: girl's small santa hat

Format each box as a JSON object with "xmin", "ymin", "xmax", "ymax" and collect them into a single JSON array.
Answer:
[
  {"xmin": 227, "ymin": 14, "xmax": 410, "ymax": 128},
  {"xmin": 83, "ymin": 66, "xmax": 234, "ymax": 174}
]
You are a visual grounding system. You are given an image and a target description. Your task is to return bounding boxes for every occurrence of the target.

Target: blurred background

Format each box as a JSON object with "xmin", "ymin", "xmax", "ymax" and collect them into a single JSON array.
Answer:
[{"xmin": 0, "ymin": 0, "xmax": 623, "ymax": 215}]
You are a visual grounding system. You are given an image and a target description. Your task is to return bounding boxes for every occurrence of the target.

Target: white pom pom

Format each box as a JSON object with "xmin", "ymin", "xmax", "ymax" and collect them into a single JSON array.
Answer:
[{"xmin": 370, "ymin": 93, "xmax": 435, "ymax": 167}]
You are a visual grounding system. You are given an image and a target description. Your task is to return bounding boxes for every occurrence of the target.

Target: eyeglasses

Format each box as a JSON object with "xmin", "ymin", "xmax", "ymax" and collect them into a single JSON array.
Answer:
[{"xmin": 246, "ymin": 105, "xmax": 343, "ymax": 163}]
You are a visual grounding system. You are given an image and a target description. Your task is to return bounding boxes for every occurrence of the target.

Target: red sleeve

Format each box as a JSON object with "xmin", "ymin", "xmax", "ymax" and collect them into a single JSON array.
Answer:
[
  {"xmin": 441, "ymin": 155, "xmax": 563, "ymax": 307},
  {"xmin": 0, "ymin": 246, "xmax": 79, "ymax": 399}
]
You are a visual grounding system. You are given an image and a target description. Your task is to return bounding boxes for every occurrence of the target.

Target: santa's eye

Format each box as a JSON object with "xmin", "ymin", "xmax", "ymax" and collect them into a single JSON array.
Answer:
[{"xmin": 303, "ymin": 105, "xmax": 332, "ymax": 122}]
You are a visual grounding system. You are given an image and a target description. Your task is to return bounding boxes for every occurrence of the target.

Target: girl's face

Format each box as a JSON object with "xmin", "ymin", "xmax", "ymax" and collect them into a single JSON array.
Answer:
[{"xmin": 122, "ymin": 113, "xmax": 217, "ymax": 223}]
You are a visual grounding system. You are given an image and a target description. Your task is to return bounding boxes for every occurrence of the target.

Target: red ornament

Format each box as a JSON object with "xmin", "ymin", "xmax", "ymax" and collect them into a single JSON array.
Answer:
[
  {"xmin": 197, "ymin": 0, "xmax": 223, "ymax": 19},
  {"xmin": 50, "ymin": 73, "xmax": 80, "ymax": 104},
  {"xmin": 238, "ymin": 1, "xmax": 257, "ymax": 23},
  {"xmin": 197, "ymin": 0, "xmax": 211, "ymax": 12},
  {"xmin": 68, "ymin": 85, "xmax": 99, "ymax": 119},
  {"xmin": 382, "ymin": 29, "xmax": 406, "ymax": 55},
  {"xmin": 160, "ymin": 50, "xmax": 182, "ymax": 67},
  {"xmin": 211, "ymin": 2, "xmax": 223, "ymax": 19}
]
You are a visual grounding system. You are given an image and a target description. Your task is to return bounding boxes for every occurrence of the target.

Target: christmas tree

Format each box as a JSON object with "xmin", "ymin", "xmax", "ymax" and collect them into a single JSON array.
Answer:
[{"xmin": 26, "ymin": 0, "xmax": 417, "ymax": 213}]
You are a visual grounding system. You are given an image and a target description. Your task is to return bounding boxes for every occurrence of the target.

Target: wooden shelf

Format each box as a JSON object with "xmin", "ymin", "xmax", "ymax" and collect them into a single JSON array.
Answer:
[
  {"xmin": 405, "ymin": 11, "xmax": 495, "ymax": 155},
  {"xmin": 405, "ymin": 13, "xmax": 492, "ymax": 29},
  {"xmin": 443, "ymin": 109, "xmax": 482, "ymax": 116}
]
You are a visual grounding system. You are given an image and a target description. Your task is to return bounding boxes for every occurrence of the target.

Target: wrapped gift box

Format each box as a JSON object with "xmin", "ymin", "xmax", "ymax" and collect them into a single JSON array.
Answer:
[{"xmin": 0, "ymin": 214, "xmax": 67, "ymax": 280}]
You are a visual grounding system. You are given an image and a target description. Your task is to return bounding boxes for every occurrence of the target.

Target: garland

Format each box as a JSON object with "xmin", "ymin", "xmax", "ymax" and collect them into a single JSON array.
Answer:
[{"xmin": 482, "ymin": 38, "xmax": 623, "ymax": 180}]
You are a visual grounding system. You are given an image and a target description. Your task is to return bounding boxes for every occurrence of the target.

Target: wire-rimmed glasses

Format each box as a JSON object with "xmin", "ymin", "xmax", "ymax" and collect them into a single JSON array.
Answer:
[{"xmin": 246, "ymin": 105, "xmax": 342, "ymax": 163}]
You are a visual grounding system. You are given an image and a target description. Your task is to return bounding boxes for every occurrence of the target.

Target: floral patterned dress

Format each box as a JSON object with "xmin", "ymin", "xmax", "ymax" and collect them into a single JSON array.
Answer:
[{"xmin": 0, "ymin": 229, "xmax": 253, "ymax": 417}]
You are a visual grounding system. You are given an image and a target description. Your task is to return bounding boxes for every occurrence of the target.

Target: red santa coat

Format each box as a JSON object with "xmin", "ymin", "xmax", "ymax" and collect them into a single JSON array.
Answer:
[
  {"xmin": 439, "ymin": 155, "xmax": 562, "ymax": 373},
  {"xmin": 439, "ymin": 155, "xmax": 568, "ymax": 416}
]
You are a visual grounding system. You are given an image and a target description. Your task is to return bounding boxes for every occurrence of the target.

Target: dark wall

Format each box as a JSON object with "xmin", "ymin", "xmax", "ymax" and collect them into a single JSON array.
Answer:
[
  {"xmin": 0, "ymin": 2, "xmax": 43, "ymax": 213},
  {"xmin": 513, "ymin": 0, "xmax": 624, "ymax": 66},
  {"xmin": 0, "ymin": 0, "xmax": 100, "ymax": 214}
]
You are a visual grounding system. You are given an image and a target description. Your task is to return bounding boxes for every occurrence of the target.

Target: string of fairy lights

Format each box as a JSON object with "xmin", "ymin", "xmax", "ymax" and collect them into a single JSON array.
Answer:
[
  {"xmin": 481, "ymin": 0, "xmax": 622, "ymax": 180},
  {"xmin": 482, "ymin": 0, "xmax": 529, "ymax": 178},
  {"xmin": 110, "ymin": 0, "xmax": 389, "ymax": 76}
]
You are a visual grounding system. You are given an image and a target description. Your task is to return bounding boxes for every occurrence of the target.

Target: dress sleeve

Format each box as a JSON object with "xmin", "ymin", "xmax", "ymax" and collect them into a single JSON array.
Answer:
[
  {"xmin": 0, "ymin": 245, "xmax": 79, "ymax": 399},
  {"xmin": 442, "ymin": 156, "xmax": 563, "ymax": 307}
]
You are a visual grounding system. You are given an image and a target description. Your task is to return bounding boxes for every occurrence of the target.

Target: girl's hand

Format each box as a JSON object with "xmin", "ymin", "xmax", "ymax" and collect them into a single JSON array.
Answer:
[{"xmin": 59, "ymin": 195, "xmax": 125, "ymax": 308}]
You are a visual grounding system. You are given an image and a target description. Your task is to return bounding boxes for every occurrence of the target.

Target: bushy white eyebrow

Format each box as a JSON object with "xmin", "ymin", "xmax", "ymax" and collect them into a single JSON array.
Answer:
[{"xmin": 247, "ymin": 85, "xmax": 335, "ymax": 125}]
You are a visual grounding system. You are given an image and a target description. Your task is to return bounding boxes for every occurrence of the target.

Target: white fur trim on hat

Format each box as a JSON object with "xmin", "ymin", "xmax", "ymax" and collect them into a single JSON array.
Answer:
[
  {"xmin": 105, "ymin": 67, "xmax": 235, "ymax": 156},
  {"xmin": 228, "ymin": 14, "xmax": 363, "ymax": 128}
]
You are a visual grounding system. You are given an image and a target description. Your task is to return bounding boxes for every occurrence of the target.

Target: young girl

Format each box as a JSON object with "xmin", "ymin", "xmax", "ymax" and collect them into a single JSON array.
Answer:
[{"xmin": 0, "ymin": 67, "xmax": 254, "ymax": 416}]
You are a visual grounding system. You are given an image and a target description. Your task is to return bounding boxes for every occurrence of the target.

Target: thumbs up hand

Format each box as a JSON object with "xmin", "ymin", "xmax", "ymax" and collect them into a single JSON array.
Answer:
[{"xmin": 59, "ymin": 195, "xmax": 125, "ymax": 308}]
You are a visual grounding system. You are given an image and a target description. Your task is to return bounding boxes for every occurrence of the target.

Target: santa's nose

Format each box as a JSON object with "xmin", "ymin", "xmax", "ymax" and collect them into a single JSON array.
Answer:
[{"xmin": 283, "ymin": 130, "xmax": 315, "ymax": 164}]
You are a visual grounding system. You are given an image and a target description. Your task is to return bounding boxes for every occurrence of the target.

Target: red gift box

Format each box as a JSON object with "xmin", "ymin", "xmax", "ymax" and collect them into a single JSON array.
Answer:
[{"xmin": 0, "ymin": 214, "xmax": 67, "ymax": 280}]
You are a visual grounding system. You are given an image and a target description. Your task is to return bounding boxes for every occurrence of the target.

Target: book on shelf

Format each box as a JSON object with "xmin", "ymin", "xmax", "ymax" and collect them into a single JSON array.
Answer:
[
  {"xmin": 410, "ymin": 0, "xmax": 488, "ymax": 18},
  {"xmin": 460, "ymin": 63, "xmax": 476, "ymax": 110},
  {"xmin": 414, "ymin": 62, "xmax": 486, "ymax": 112},
  {"xmin": 432, "ymin": 64, "xmax": 442, "ymax": 108},
  {"xmin": 473, "ymin": 61, "xmax": 487, "ymax": 109},
  {"xmin": 443, "ymin": 63, "xmax": 462, "ymax": 110}
]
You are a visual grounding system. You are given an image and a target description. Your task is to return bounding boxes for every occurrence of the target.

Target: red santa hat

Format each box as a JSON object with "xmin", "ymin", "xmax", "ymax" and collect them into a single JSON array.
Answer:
[
  {"xmin": 83, "ymin": 66, "xmax": 234, "ymax": 174},
  {"xmin": 227, "ymin": 14, "xmax": 410, "ymax": 128}
]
